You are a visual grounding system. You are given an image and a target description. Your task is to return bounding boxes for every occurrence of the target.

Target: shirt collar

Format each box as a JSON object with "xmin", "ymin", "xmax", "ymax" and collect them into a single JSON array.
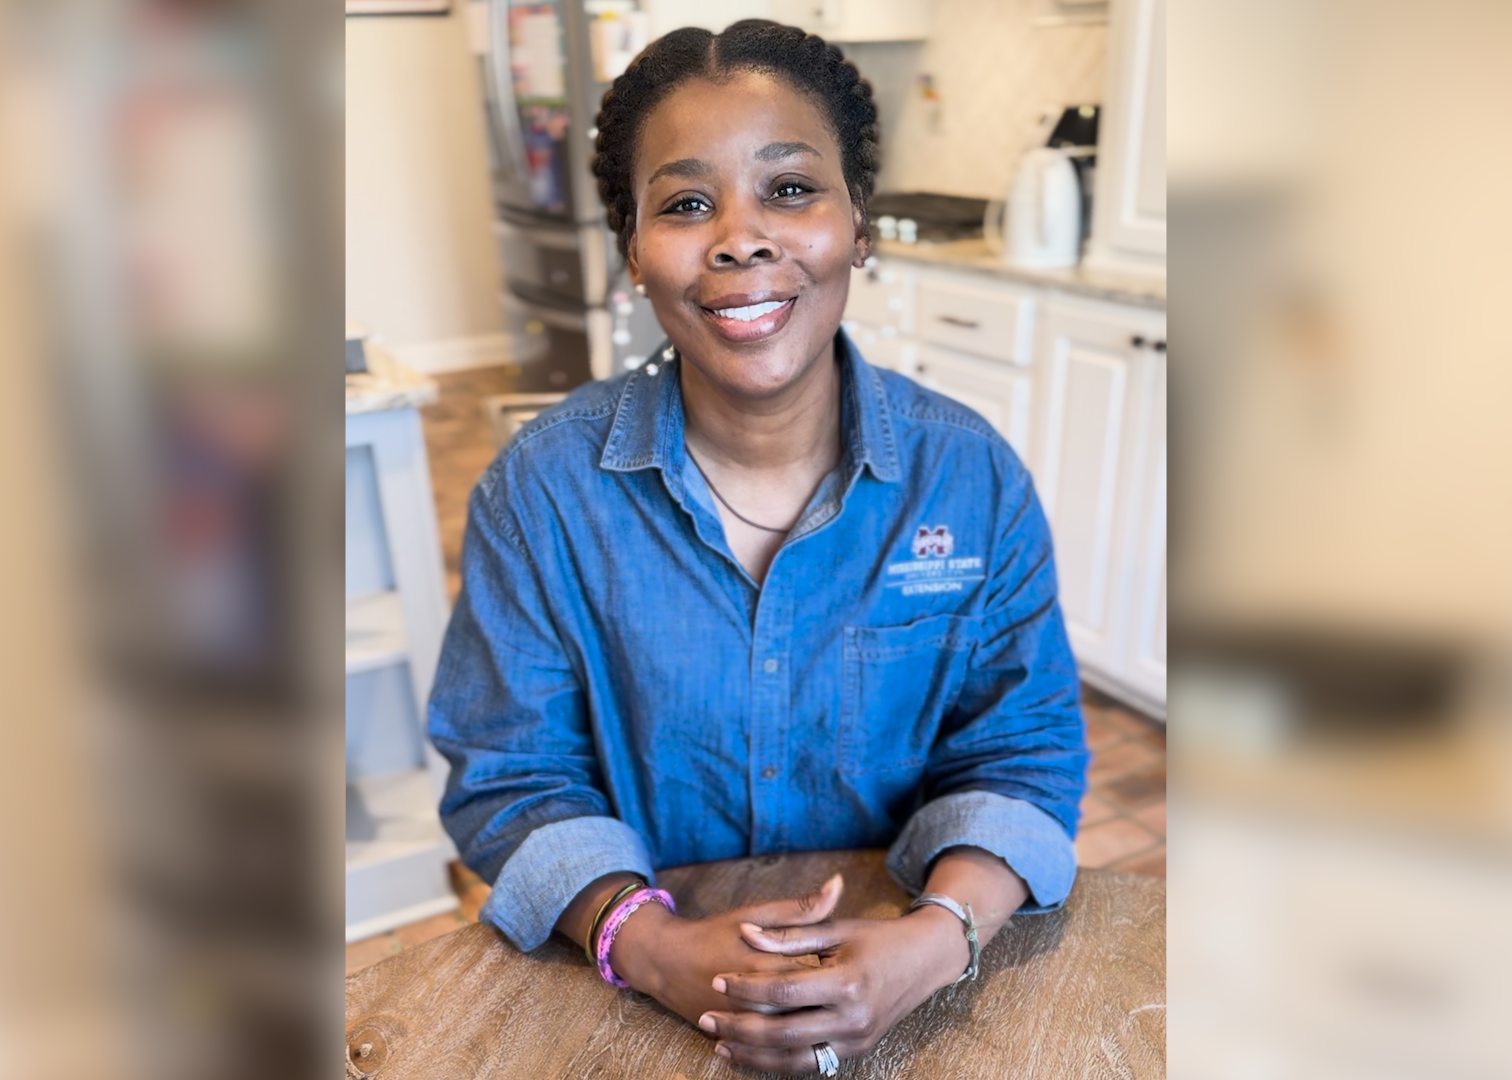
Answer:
[{"xmin": 599, "ymin": 327, "xmax": 901, "ymax": 483}]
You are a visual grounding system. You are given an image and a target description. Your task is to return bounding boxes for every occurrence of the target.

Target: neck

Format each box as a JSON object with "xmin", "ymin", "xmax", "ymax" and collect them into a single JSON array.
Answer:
[{"xmin": 680, "ymin": 339, "xmax": 843, "ymax": 473}]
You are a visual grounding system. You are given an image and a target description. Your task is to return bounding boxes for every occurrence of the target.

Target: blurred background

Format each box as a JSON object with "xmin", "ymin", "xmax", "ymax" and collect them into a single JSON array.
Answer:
[
  {"xmin": 1168, "ymin": 1, "xmax": 1512, "ymax": 1077},
  {"xmin": 2, "ymin": 0, "xmax": 1510, "ymax": 1076},
  {"xmin": 0, "ymin": 0, "xmax": 342, "ymax": 1077}
]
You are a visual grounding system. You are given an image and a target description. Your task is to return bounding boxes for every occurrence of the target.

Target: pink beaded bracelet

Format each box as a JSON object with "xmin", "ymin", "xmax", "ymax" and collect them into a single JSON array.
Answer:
[{"xmin": 594, "ymin": 886, "xmax": 676, "ymax": 987}]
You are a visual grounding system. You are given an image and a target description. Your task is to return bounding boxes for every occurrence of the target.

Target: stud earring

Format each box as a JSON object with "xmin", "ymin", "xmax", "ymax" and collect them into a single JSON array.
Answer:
[
  {"xmin": 662, "ymin": 345, "xmax": 675, "ymax": 361},
  {"xmin": 634, "ymin": 283, "xmax": 647, "ymax": 296}
]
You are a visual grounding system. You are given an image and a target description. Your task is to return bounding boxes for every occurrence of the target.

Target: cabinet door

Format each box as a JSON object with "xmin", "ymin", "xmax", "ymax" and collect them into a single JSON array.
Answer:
[
  {"xmin": 1090, "ymin": 0, "xmax": 1166, "ymax": 262},
  {"xmin": 1031, "ymin": 305, "xmax": 1152, "ymax": 675},
  {"xmin": 915, "ymin": 343, "xmax": 1033, "ymax": 465},
  {"xmin": 1122, "ymin": 351, "xmax": 1166, "ymax": 705}
]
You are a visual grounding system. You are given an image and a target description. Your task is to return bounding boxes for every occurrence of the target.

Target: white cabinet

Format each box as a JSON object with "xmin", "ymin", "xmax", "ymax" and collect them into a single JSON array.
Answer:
[
  {"xmin": 345, "ymin": 389, "xmax": 458, "ymax": 941},
  {"xmin": 915, "ymin": 343, "xmax": 1033, "ymax": 463},
  {"xmin": 769, "ymin": 0, "xmax": 930, "ymax": 41},
  {"xmin": 843, "ymin": 320, "xmax": 912, "ymax": 372},
  {"xmin": 1087, "ymin": 0, "xmax": 1166, "ymax": 274},
  {"xmin": 915, "ymin": 274, "xmax": 1034, "ymax": 366},
  {"xmin": 1033, "ymin": 300, "xmax": 1166, "ymax": 713},
  {"xmin": 1124, "ymin": 350, "xmax": 1166, "ymax": 704}
]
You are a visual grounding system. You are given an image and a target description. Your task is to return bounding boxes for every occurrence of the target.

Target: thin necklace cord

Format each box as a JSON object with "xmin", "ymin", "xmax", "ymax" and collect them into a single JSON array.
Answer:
[{"xmin": 685, "ymin": 449, "xmax": 795, "ymax": 535}]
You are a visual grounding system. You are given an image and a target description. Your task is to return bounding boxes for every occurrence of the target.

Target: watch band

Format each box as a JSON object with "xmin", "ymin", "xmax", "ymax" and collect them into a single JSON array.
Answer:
[{"xmin": 909, "ymin": 891, "xmax": 981, "ymax": 983}]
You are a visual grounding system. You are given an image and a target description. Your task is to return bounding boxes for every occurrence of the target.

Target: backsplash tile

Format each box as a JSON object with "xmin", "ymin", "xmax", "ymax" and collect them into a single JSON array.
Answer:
[{"xmin": 845, "ymin": 0, "xmax": 1107, "ymax": 200}]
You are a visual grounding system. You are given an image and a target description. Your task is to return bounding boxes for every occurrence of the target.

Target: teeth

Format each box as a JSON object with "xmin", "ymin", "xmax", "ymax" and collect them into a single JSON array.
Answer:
[{"xmin": 714, "ymin": 300, "xmax": 788, "ymax": 321}]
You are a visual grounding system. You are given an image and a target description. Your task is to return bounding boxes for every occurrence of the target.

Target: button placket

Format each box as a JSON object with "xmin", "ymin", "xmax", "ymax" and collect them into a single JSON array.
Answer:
[{"xmin": 748, "ymin": 572, "xmax": 795, "ymax": 852}]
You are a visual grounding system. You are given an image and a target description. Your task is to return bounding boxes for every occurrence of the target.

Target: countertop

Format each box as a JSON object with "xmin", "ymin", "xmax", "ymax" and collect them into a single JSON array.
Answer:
[
  {"xmin": 875, "ymin": 237, "xmax": 1167, "ymax": 310},
  {"xmin": 345, "ymin": 343, "xmax": 438, "ymax": 415},
  {"xmin": 346, "ymin": 851, "xmax": 1165, "ymax": 1079}
]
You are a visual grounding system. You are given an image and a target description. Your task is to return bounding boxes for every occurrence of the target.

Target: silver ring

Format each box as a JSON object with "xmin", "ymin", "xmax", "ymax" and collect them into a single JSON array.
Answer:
[{"xmin": 812, "ymin": 1041, "xmax": 839, "ymax": 1077}]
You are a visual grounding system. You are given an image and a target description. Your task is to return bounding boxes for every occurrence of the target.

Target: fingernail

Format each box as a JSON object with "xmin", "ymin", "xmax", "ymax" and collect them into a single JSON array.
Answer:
[
  {"xmin": 739, "ymin": 922, "xmax": 763, "ymax": 936},
  {"xmin": 825, "ymin": 873, "xmax": 842, "ymax": 893},
  {"xmin": 698, "ymin": 1013, "xmax": 717, "ymax": 1033},
  {"xmin": 712, "ymin": 976, "xmax": 727, "ymax": 993},
  {"xmin": 714, "ymin": 1044, "xmax": 731, "ymax": 1059}
]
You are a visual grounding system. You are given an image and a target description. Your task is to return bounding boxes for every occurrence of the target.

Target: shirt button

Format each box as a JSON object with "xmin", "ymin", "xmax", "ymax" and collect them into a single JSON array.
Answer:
[
  {"xmin": 761, "ymin": 766, "xmax": 778, "ymax": 780},
  {"xmin": 763, "ymin": 658, "xmax": 779, "ymax": 673}
]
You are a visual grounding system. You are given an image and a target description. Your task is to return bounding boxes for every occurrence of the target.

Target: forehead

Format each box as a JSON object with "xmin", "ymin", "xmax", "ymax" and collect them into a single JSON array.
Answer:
[{"xmin": 634, "ymin": 71, "xmax": 840, "ymax": 181}]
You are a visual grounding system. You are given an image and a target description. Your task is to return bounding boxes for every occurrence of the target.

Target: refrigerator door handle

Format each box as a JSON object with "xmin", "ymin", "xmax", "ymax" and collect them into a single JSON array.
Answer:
[{"xmin": 487, "ymin": 0, "xmax": 530, "ymax": 187}]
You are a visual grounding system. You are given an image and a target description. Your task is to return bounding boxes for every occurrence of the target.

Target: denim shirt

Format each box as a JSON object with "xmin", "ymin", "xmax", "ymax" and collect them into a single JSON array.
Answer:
[{"xmin": 428, "ymin": 330, "xmax": 1088, "ymax": 951}]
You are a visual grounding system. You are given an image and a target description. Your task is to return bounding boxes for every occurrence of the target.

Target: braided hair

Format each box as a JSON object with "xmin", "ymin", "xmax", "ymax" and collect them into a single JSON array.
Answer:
[{"xmin": 592, "ymin": 19, "xmax": 880, "ymax": 261}]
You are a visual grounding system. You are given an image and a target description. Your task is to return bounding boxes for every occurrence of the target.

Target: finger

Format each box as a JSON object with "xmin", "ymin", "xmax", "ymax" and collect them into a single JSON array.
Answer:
[
  {"xmin": 713, "ymin": 966, "xmax": 849, "ymax": 1011},
  {"xmin": 751, "ymin": 950, "xmax": 822, "ymax": 973},
  {"xmin": 739, "ymin": 874, "xmax": 843, "ymax": 929},
  {"xmin": 715, "ymin": 1039, "xmax": 846, "ymax": 1074},
  {"xmin": 698, "ymin": 1006, "xmax": 837, "ymax": 1049},
  {"xmin": 741, "ymin": 921, "xmax": 845, "ymax": 956}
]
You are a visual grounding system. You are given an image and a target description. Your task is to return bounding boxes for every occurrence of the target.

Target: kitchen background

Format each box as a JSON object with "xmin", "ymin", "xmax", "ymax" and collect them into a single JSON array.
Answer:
[
  {"xmin": 345, "ymin": 0, "xmax": 1116, "ymax": 365},
  {"xmin": 345, "ymin": 0, "xmax": 1169, "ymax": 974},
  {"xmin": 2, "ymin": 0, "xmax": 1507, "ymax": 1075}
]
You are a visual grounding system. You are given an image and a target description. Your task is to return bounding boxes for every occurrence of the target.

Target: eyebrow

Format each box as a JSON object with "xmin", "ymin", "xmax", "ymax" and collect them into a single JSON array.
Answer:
[
  {"xmin": 645, "ymin": 142, "xmax": 824, "ymax": 185},
  {"xmin": 754, "ymin": 140, "xmax": 822, "ymax": 163}
]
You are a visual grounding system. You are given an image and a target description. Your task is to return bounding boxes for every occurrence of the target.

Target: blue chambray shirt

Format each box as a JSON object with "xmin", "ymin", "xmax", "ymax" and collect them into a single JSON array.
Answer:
[{"xmin": 428, "ymin": 330, "xmax": 1088, "ymax": 951}]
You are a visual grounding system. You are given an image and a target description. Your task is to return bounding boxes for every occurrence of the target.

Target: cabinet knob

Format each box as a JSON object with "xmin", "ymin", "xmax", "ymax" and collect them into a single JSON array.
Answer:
[
  {"xmin": 1130, "ymin": 335, "xmax": 1146, "ymax": 348},
  {"xmin": 1154, "ymin": 340, "xmax": 1167, "ymax": 353}
]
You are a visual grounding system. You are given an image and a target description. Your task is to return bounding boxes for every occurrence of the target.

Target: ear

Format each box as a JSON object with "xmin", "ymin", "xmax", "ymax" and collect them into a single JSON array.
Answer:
[
  {"xmin": 626, "ymin": 231, "xmax": 643, "ymax": 287},
  {"xmin": 851, "ymin": 201, "xmax": 872, "ymax": 268}
]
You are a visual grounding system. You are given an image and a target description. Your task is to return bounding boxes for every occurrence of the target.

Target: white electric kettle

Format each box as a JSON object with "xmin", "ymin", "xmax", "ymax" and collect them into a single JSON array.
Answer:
[{"xmin": 986, "ymin": 147, "xmax": 1082, "ymax": 269}]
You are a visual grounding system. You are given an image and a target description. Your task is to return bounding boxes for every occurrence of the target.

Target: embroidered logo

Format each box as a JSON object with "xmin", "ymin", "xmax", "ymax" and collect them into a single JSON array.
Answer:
[
  {"xmin": 911, "ymin": 525, "xmax": 955, "ymax": 558},
  {"xmin": 888, "ymin": 525, "xmax": 985, "ymax": 596}
]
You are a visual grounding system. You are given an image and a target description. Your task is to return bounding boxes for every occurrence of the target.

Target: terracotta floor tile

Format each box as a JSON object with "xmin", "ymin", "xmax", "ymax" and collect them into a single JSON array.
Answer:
[
  {"xmin": 1131, "ymin": 800, "xmax": 1166, "ymax": 839},
  {"xmin": 1087, "ymin": 739, "xmax": 1158, "ymax": 786},
  {"xmin": 1078, "ymin": 791, "xmax": 1119, "ymax": 828},
  {"xmin": 1075, "ymin": 817, "xmax": 1160, "ymax": 869},
  {"xmin": 346, "ymin": 932, "xmax": 402, "ymax": 977},
  {"xmin": 1100, "ymin": 761, "xmax": 1167, "ymax": 811},
  {"xmin": 1110, "ymin": 844, "xmax": 1166, "ymax": 878},
  {"xmin": 394, "ymin": 909, "xmax": 468, "ymax": 950},
  {"xmin": 1083, "ymin": 708, "xmax": 1128, "ymax": 753},
  {"xmin": 1104, "ymin": 705, "xmax": 1165, "ymax": 745}
]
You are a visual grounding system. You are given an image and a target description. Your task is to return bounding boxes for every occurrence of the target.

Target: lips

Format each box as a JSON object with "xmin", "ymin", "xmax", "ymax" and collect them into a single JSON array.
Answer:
[{"xmin": 698, "ymin": 291, "xmax": 797, "ymax": 344}]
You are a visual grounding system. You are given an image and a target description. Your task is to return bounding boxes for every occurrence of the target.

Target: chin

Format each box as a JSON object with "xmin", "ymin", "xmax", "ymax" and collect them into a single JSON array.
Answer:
[{"xmin": 704, "ymin": 347, "xmax": 820, "ymax": 399}]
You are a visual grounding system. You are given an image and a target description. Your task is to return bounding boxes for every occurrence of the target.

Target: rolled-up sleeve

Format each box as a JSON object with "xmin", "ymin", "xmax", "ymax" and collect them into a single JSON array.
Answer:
[
  {"xmin": 428, "ymin": 478, "xmax": 649, "ymax": 951},
  {"xmin": 886, "ymin": 790, "xmax": 1077, "ymax": 910},
  {"xmin": 898, "ymin": 472, "xmax": 1088, "ymax": 911}
]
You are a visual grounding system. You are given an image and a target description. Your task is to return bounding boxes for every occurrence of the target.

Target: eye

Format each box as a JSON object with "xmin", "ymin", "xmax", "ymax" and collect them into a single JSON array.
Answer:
[
  {"xmin": 773, "ymin": 182, "xmax": 812, "ymax": 200},
  {"xmin": 667, "ymin": 195, "xmax": 712, "ymax": 214}
]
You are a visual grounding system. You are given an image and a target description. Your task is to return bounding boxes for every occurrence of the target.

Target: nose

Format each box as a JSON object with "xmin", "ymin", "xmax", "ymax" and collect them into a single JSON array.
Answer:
[{"xmin": 709, "ymin": 200, "xmax": 781, "ymax": 267}]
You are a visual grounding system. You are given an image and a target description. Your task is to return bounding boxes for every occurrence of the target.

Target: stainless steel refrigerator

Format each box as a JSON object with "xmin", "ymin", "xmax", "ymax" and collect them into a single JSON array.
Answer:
[{"xmin": 477, "ymin": 0, "xmax": 664, "ymax": 389}]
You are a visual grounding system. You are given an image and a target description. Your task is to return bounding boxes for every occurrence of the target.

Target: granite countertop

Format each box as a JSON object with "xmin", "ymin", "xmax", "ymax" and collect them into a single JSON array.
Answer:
[
  {"xmin": 875, "ymin": 237, "xmax": 1166, "ymax": 310},
  {"xmin": 345, "ymin": 343, "xmax": 438, "ymax": 415}
]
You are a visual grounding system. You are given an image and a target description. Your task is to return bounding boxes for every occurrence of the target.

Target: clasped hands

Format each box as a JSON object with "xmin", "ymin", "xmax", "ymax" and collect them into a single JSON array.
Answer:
[{"xmin": 609, "ymin": 874, "xmax": 972, "ymax": 1073}]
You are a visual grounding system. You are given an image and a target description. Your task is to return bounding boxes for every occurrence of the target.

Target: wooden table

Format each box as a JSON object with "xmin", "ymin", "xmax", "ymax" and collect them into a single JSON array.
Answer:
[{"xmin": 345, "ymin": 852, "xmax": 1165, "ymax": 1079}]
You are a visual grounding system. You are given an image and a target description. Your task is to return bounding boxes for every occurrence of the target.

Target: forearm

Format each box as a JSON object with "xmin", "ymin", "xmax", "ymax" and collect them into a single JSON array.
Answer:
[{"xmin": 917, "ymin": 845, "xmax": 1028, "ymax": 951}]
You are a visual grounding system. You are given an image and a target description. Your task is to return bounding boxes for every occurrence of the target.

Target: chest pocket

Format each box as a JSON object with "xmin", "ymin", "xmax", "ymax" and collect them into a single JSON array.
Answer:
[{"xmin": 839, "ymin": 613, "xmax": 981, "ymax": 776}]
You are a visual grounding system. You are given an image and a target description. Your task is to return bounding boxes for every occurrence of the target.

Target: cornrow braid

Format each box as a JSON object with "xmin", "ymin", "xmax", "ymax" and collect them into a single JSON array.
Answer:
[{"xmin": 592, "ymin": 19, "xmax": 880, "ymax": 262}]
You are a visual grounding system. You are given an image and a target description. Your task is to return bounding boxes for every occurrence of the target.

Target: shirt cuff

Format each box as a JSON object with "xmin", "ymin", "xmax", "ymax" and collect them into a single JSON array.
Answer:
[
  {"xmin": 480, "ymin": 815, "xmax": 654, "ymax": 951},
  {"xmin": 885, "ymin": 790, "xmax": 1077, "ymax": 913}
]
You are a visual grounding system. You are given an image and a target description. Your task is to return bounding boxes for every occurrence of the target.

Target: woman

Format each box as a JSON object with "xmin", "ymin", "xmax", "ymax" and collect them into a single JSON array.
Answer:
[{"xmin": 429, "ymin": 20, "xmax": 1087, "ymax": 1074}]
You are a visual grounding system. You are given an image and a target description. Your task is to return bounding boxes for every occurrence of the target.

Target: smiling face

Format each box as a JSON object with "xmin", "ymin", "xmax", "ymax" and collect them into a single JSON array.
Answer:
[{"xmin": 626, "ymin": 71, "xmax": 870, "ymax": 400}]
